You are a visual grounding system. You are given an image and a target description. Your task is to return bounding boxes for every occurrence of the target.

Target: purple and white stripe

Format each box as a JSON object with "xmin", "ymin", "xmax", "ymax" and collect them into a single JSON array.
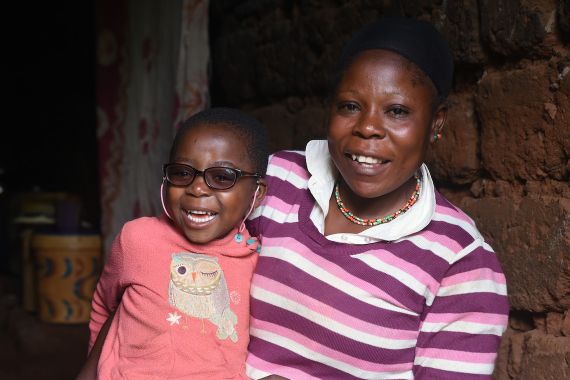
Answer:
[{"xmin": 246, "ymin": 151, "xmax": 509, "ymax": 379}]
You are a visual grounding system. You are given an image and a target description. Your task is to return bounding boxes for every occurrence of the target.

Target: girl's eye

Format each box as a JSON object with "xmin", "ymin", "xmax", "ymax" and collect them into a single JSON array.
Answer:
[
  {"xmin": 213, "ymin": 174, "xmax": 232, "ymax": 183},
  {"xmin": 170, "ymin": 169, "xmax": 192, "ymax": 179}
]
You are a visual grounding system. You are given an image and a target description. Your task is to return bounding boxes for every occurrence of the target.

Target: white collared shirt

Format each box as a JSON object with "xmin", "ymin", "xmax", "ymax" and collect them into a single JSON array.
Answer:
[{"xmin": 305, "ymin": 140, "xmax": 436, "ymax": 244}]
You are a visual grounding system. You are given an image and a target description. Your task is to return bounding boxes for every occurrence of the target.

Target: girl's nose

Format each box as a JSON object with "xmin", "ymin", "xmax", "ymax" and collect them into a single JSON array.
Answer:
[
  {"xmin": 353, "ymin": 111, "xmax": 385, "ymax": 139},
  {"xmin": 185, "ymin": 173, "xmax": 211, "ymax": 196}
]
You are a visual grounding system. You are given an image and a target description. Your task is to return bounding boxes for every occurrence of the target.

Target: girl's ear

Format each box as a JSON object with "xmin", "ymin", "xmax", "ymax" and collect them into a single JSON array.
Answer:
[
  {"xmin": 430, "ymin": 103, "xmax": 448, "ymax": 143},
  {"xmin": 253, "ymin": 179, "xmax": 268, "ymax": 209}
]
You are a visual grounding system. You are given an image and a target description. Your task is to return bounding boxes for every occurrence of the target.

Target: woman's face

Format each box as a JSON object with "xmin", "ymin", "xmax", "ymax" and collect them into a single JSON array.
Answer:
[{"xmin": 327, "ymin": 49, "xmax": 446, "ymax": 200}]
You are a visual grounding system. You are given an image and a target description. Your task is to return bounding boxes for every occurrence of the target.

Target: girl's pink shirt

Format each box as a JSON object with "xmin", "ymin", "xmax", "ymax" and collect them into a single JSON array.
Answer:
[{"xmin": 88, "ymin": 215, "xmax": 259, "ymax": 379}]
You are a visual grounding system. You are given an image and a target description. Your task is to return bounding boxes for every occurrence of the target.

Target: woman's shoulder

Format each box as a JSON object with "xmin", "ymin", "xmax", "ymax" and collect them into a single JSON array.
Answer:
[
  {"xmin": 432, "ymin": 190, "xmax": 478, "ymax": 226},
  {"xmin": 425, "ymin": 190, "xmax": 489, "ymax": 247},
  {"xmin": 266, "ymin": 149, "xmax": 310, "ymax": 184},
  {"xmin": 269, "ymin": 149, "xmax": 307, "ymax": 168},
  {"xmin": 412, "ymin": 192, "xmax": 503, "ymax": 273}
]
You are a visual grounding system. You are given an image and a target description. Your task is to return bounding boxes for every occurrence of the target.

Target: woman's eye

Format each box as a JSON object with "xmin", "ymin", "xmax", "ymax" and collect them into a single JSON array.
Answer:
[
  {"xmin": 337, "ymin": 102, "xmax": 360, "ymax": 113},
  {"xmin": 388, "ymin": 106, "xmax": 409, "ymax": 118}
]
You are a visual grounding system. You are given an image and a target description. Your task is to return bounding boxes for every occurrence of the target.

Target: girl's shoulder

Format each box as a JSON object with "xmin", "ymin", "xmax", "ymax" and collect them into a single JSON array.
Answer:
[{"xmin": 120, "ymin": 216, "xmax": 171, "ymax": 240}]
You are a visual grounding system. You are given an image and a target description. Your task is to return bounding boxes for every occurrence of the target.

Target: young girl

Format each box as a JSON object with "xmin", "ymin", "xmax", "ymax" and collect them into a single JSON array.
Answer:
[
  {"xmin": 82, "ymin": 107, "xmax": 268, "ymax": 379},
  {"xmin": 245, "ymin": 17, "xmax": 509, "ymax": 379}
]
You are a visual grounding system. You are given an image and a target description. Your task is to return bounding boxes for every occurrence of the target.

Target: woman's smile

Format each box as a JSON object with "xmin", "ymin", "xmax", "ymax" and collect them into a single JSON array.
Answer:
[
  {"xmin": 344, "ymin": 151, "xmax": 390, "ymax": 176},
  {"xmin": 348, "ymin": 153, "xmax": 388, "ymax": 165}
]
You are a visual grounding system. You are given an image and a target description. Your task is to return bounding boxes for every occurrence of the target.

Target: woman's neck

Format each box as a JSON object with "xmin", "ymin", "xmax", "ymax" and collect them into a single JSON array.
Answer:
[{"xmin": 324, "ymin": 175, "xmax": 419, "ymax": 235}]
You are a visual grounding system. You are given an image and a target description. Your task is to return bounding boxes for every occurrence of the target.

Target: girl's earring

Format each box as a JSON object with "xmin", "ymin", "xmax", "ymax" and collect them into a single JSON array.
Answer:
[
  {"xmin": 237, "ymin": 183, "xmax": 261, "ymax": 238},
  {"xmin": 161, "ymin": 179, "xmax": 173, "ymax": 220}
]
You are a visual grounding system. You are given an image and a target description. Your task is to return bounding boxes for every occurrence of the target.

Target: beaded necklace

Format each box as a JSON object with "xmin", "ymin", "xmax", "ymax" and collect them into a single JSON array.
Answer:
[{"xmin": 334, "ymin": 174, "xmax": 421, "ymax": 226}]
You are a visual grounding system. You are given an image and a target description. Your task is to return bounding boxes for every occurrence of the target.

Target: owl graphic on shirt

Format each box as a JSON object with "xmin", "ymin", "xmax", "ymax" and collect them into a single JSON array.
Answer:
[{"xmin": 168, "ymin": 252, "xmax": 238, "ymax": 342}]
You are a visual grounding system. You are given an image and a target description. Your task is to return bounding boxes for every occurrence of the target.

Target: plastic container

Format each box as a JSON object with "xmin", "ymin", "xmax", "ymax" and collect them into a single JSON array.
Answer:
[{"xmin": 32, "ymin": 234, "xmax": 102, "ymax": 323}]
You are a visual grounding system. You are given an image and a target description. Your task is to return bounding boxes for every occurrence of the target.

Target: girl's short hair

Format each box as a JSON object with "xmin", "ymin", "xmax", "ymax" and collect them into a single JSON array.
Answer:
[{"xmin": 171, "ymin": 107, "xmax": 270, "ymax": 175}]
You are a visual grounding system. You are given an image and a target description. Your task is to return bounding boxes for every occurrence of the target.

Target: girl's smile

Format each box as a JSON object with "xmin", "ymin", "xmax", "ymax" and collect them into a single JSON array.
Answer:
[{"xmin": 184, "ymin": 209, "xmax": 217, "ymax": 224}]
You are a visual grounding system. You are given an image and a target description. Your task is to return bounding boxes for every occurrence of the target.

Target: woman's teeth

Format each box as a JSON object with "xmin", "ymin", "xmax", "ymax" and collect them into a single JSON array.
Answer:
[
  {"xmin": 186, "ymin": 210, "xmax": 216, "ymax": 223},
  {"xmin": 350, "ymin": 154, "xmax": 385, "ymax": 164}
]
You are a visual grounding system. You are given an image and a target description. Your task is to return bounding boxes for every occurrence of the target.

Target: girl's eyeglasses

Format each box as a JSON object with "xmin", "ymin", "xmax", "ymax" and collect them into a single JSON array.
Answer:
[{"xmin": 163, "ymin": 163, "xmax": 260, "ymax": 190}]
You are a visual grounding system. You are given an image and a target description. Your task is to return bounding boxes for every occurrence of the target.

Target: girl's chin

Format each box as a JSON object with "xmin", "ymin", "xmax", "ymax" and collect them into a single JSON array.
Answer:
[{"xmin": 183, "ymin": 231, "xmax": 217, "ymax": 245}]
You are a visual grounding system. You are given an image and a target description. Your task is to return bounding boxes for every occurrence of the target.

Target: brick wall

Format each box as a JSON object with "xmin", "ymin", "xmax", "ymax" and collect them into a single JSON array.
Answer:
[{"xmin": 210, "ymin": 1, "xmax": 570, "ymax": 378}]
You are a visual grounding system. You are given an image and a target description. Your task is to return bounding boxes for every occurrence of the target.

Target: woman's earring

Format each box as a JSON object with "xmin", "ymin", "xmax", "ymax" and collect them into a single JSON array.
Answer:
[{"xmin": 433, "ymin": 131, "xmax": 442, "ymax": 141}]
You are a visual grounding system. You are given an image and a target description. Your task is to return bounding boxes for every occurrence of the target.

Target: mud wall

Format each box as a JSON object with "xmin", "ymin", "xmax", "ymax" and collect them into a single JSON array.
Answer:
[{"xmin": 210, "ymin": 1, "xmax": 570, "ymax": 378}]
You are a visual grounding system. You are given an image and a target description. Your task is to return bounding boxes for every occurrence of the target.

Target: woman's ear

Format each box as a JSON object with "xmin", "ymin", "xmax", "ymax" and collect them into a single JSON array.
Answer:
[
  {"xmin": 430, "ymin": 103, "xmax": 448, "ymax": 143},
  {"xmin": 253, "ymin": 179, "xmax": 268, "ymax": 209}
]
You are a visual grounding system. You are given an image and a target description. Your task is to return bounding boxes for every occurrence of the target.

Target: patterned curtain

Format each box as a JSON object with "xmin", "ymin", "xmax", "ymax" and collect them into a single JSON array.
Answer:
[{"xmin": 96, "ymin": 0, "xmax": 210, "ymax": 256}]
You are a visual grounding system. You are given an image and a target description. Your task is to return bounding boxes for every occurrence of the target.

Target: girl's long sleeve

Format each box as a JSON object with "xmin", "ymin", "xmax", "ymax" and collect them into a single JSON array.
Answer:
[{"xmin": 88, "ymin": 231, "xmax": 126, "ymax": 352}]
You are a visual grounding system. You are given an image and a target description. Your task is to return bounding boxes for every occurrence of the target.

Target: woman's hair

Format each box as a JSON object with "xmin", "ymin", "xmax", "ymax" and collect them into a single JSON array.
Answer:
[
  {"xmin": 170, "ymin": 107, "xmax": 270, "ymax": 175},
  {"xmin": 332, "ymin": 16, "xmax": 454, "ymax": 105}
]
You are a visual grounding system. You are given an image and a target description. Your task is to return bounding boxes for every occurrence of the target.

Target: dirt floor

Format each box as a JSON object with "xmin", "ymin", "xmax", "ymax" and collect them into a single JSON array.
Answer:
[{"xmin": 0, "ymin": 275, "xmax": 89, "ymax": 380}]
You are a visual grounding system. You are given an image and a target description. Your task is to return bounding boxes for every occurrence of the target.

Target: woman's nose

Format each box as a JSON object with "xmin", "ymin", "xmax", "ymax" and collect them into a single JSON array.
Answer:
[{"xmin": 353, "ymin": 111, "xmax": 385, "ymax": 139}]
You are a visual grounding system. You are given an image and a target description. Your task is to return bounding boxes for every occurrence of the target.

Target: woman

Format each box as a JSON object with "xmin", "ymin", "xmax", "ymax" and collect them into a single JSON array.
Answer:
[{"xmin": 246, "ymin": 16, "xmax": 509, "ymax": 379}]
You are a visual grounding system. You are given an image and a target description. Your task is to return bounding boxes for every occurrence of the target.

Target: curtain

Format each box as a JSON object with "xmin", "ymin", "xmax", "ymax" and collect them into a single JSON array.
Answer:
[{"xmin": 96, "ymin": 0, "xmax": 210, "ymax": 256}]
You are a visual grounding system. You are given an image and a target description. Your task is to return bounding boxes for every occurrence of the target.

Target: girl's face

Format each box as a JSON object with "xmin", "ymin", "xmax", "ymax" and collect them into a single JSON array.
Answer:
[
  {"xmin": 164, "ymin": 123, "xmax": 265, "ymax": 244},
  {"xmin": 327, "ymin": 49, "xmax": 446, "ymax": 200}
]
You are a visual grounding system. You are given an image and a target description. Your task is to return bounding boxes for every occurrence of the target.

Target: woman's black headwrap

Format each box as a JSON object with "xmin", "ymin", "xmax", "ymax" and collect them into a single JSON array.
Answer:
[{"xmin": 335, "ymin": 16, "xmax": 454, "ymax": 98}]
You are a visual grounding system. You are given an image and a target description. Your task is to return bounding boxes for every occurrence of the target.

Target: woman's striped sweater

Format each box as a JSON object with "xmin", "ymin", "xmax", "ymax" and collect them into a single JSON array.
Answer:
[{"xmin": 246, "ymin": 150, "xmax": 509, "ymax": 380}]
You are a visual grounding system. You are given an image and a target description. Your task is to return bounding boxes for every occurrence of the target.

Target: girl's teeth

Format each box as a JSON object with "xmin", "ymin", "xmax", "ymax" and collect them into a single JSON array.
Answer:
[
  {"xmin": 186, "ymin": 210, "xmax": 216, "ymax": 223},
  {"xmin": 187, "ymin": 212, "xmax": 216, "ymax": 223},
  {"xmin": 190, "ymin": 210, "xmax": 214, "ymax": 215}
]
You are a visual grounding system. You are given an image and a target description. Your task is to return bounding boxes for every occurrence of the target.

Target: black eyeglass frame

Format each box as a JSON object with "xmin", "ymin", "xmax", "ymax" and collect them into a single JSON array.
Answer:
[{"xmin": 162, "ymin": 163, "xmax": 261, "ymax": 190}]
